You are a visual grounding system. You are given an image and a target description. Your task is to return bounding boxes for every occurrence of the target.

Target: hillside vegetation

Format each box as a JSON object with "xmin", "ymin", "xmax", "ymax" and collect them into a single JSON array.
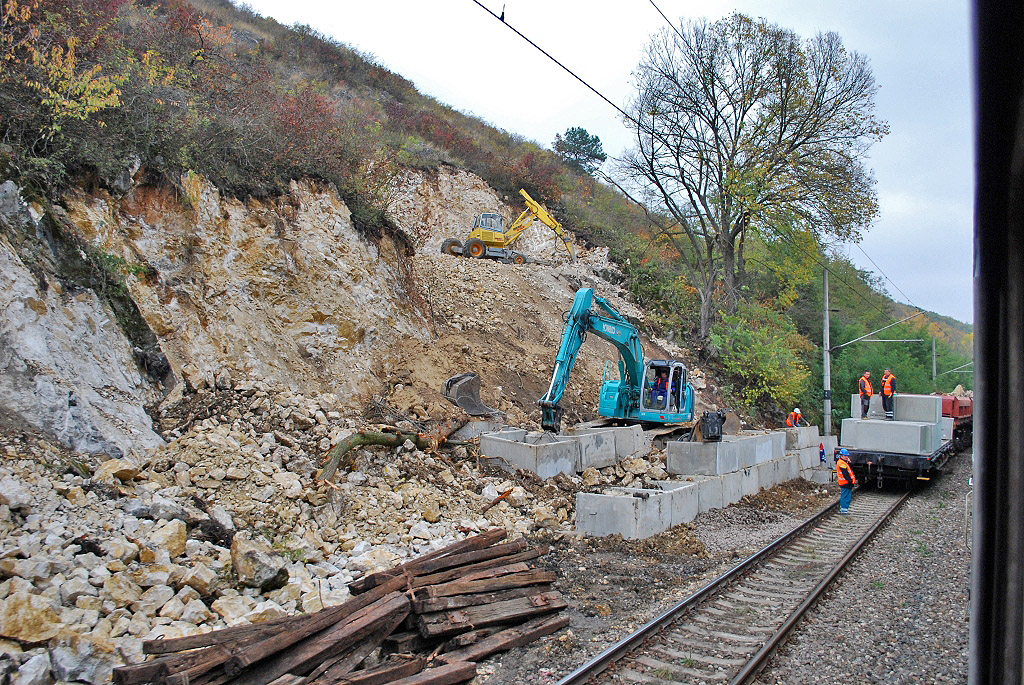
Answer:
[{"xmin": 0, "ymin": 0, "xmax": 972, "ymax": 430}]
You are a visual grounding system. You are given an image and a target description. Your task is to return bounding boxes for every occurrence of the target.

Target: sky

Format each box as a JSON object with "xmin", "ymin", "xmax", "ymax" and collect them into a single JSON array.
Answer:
[{"xmin": 242, "ymin": 0, "xmax": 974, "ymax": 325}]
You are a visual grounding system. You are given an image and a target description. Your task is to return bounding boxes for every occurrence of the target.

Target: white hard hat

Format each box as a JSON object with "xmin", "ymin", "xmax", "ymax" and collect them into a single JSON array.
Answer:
[{"xmin": 794, "ymin": 408, "xmax": 801, "ymax": 413}]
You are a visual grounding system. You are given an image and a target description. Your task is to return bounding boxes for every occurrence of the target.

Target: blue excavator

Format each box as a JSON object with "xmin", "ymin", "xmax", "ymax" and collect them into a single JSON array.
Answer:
[{"xmin": 538, "ymin": 287, "xmax": 697, "ymax": 433}]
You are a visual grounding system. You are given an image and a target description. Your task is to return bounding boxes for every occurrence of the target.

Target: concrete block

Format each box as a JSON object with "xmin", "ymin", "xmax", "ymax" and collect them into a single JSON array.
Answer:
[
  {"xmin": 796, "ymin": 446, "xmax": 820, "ymax": 469},
  {"xmin": 666, "ymin": 440, "xmax": 738, "ymax": 475},
  {"xmin": 755, "ymin": 462, "xmax": 775, "ymax": 490},
  {"xmin": 801, "ymin": 467, "xmax": 835, "ymax": 485},
  {"xmin": 564, "ymin": 429, "xmax": 617, "ymax": 470},
  {"xmin": 567, "ymin": 424, "xmax": 646, "ymax": 460},
  {"xmin": 838, "ymin": 419, "xmax": 938, "ymax": 455},
  {"xmin": 784, "ymin": 426, "xmax": 820, "ymax": 450},
  {"xmin": 850, "ymin": 393, "xmax": 884, "ymax": 420},
  {"xmin": 821, "ymin": 435, "xmax": 838, "ymax": 464},
  {"xmin": 653, "ymin": 481, "xmax": 699, "ymax": 526},
  {"xmin": 770, "ymin": 432, "xmax": 786, "ymax": 459},
  {"xmin": 751, "ymin": 434, "xmax": 774, "ymax": 465},
  {"xmin": 941, "ymin": 417, "xmax": 954, "ymax": 441},
  {"xmin": 452, "ymin": 421, "xmax": 508, "ymax": 440},
  {"xmin": 721, "ymin": 471, "xmax": 743, "ymax": 505},
  {"xmin": 894, "ymin": 394, "xmax": 943, "ymax": 424},
  {"xmin": 739, "ymin": 467, "xmax": 759, "ymax": 497},
  {"xmin": 689, "ymin": 475, "xmax": 724, "ymax": 513},
  {"xmin": 575, "ymin": 489, "xmax": 671, "ymax": 539},
  {"xmin": 776, "ymin": 455, "xmax": 800, "ymax": 482},
  {"xmin": 480, "ymin": 431, "xmax": 579, "ymax": 479}
]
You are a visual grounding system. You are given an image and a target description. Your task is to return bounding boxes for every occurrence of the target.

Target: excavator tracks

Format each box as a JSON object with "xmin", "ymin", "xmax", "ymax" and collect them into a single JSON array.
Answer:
[{"xmin": 558, "ymin": 489, "xmax": 909, "ymax": 684}]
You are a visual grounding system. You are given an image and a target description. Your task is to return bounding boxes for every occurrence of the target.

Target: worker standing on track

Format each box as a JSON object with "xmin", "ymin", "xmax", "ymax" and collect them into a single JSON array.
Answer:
[
  {"xmin": 786, "ymin": 407, "xmax": 806, "ymax": 427},
  {"xmin": 858, "ymin": 370, "xmax": 873, "ymax": 419},
  {"xmin": 836, "ymin": 448, "xmax": 857, "ymax": 514},
  {"xmin": 881, "ymin": 368, "xmax": 897, "ymax": 420}
]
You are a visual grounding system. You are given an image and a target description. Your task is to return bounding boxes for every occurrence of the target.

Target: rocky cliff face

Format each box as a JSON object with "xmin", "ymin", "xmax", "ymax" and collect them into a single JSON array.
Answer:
[{"xmin": 0, "ymin": 183, "xmax": 163, "ymax": 457}]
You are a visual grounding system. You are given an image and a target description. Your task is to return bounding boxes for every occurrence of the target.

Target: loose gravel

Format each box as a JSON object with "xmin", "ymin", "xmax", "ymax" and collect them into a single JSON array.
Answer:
[{"xmin": 755, "ymin": 452, "xmax": 971, "ymax": 684}]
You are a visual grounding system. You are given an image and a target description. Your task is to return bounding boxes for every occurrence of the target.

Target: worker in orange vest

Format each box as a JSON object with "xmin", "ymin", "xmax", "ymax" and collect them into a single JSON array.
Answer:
[
  {"xmin": 836, "ymin": 448, "xmax": 857, "ymax": 514},
  {"xmin": 881, "ymin": 368, "xmax": 897, "ymax": 420},
  {"xmin": 786, "ymin": 408, "xmax": 806, "ymax": 427},
  {"xmin": 858, "ymin": 370, "xmax": 873, "ymax": 419}
]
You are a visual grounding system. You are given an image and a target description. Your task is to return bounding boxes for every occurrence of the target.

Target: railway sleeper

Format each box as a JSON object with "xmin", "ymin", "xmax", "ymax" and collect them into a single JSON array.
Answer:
[
  {"xmin": 662, "ymin": 635, "xmax": 753, "ymax": 656},
  {"xmin": 673, "ymin": 624, "xmax": 765, "ymax": 645},
  {"xmin": 652, "ymin": 644, "xmax": 747, "ymax": 668},
  {"xmin": 633, "ymin": 655, "xmax": 730, "ymax": 681},
  {"xmin": 716, "ymin": 595, "xmax": 786, "ymax": 613},
  {"xmin": 726, "ymin": 584, "xmax": 806, "ymax": 601},
  {"xmin": 686, "ymin": 614, "xmax": 776, "ymax": 635},
  {"xmin": 755, "ymin": 565, "xmax": 823, "ymax": 582},
  {"xmin": 619, "ymin": 665, "xmax": 721, "ymax": 683}
]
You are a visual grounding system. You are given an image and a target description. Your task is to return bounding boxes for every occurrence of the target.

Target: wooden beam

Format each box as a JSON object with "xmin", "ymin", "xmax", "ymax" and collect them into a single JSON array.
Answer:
[
  {"xmin": 417, "ymin": 592, "xmax": 566, "ymax": 638},
  {"xmin": 439, "ymin": 614, "xmax": 570, "ymax": 663},
  {"xmin": 334, "ymin": 657, "xmax": 425, "ymax": 685},
  {"xmin": 424, "ymin": 569, "xmax": 557, "ymax": 599},
  {"xmin": 412, "ymin": 584, "xmax": 553, "ymax": 614},
  {"xmin": 385, "ymin": 662, "xmax": 477, "ymax": 685}
]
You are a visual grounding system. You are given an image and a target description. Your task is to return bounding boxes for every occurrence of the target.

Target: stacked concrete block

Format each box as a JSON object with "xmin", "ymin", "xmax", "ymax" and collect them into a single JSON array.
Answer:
[
  {"xmin": 839, "ymin": 418, "xmax": 938, "ymax": 455},
  {"xmin": 894, "ymin": 394, "xmax": 943, "ymax": 423},
  {"xmin": 770, "ymin": 432, "xmax": 786, "ymax": 460},
  {"xmin": 681, "ymin": 475, "xmax": 724, "ymax": 513},
  {"xmin": 801, "ymin": 467, "xmax": 834, "ymax": 485},
  {"xmin": 942, "ymin": 417, "xmax": 954, "ymax": 441},
  {"xmin": 776, "ymin": 454, "xmax": 800, "ymax": 482},
  {"xmin": 576, "ymin": 488, "xmax": 676, "ymax": 539},
  {"xmin": 822, "ymin": 435, "xmax": 838, "ymax": 463},
  {"xmin": 565, "ymin": 424, "xmax": 645, "ymax": 460},
  {"xmin": 850, "ymin": 393, "xmax": 885, "ymax": 420},
  {"xmin": 666, "ymin": 440, "xmax": 740, "ymax": 475},
  {"xmin": 721, "ymin": 470, "xmax": 743, "ymax": 506},
  {"xmin": 480, "ymin": 430, "xmax": 579, "ymax": 479},
  {"xmin": 784, "ymin": 426, "xmax": 820, "ymax": 450}
]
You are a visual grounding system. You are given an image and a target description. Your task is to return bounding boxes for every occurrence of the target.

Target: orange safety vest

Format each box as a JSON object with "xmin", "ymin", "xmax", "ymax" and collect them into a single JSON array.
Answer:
[
  {"xmin": 786, "ymin": 412, "xmax": 801, "ymax": 427},
  {"xmin": 859, "ymin": 375, "xmax": 873, "ymax": 397},
  {"xmin": 882, "ymin": 372, "xmax": 896, "ymax": 397},
  {"xmin": 836, "ymin": 456, "xmax": 857, "ymax": 487}
]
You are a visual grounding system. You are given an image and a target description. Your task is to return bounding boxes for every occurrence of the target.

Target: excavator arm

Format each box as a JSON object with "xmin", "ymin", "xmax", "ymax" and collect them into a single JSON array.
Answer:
[
  {"xmin": 538, "ymin": 288, "xmax": 643, "ymax": 431},
  {"xmin": 502, "ymin": 190, "xmax": 577, "ymax": 262}
]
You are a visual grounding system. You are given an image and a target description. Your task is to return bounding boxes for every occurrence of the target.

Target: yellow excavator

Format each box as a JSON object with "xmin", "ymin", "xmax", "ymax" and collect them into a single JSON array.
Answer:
[{"xmin": 441, "ymin": 189, "xmax": 577, "ymax": 264}]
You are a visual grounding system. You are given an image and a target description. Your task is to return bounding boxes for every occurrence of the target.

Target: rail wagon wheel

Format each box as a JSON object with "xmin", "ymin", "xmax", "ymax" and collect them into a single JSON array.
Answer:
[
  {"xmin": 441, "ymin": 238, "xmax": 462, "ymax": 256},
  {"xmin": 512, "ymin": 253, "xmax": 526, "ymax": 265},
  {"xmin": 466, "ymin": 238, "xmax": 487, "ymax": 258}
]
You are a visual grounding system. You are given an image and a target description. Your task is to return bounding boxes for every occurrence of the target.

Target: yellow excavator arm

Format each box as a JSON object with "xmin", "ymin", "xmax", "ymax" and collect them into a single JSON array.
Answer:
[{"xmin": 503, "ymin": 190, "xmax": 577, "ymax": 262}]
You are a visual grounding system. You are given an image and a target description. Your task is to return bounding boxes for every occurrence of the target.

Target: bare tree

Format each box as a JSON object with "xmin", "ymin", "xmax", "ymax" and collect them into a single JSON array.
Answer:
[{"xmin": 620, "ymin": 13, "xmax": 887, "ymax": 341}]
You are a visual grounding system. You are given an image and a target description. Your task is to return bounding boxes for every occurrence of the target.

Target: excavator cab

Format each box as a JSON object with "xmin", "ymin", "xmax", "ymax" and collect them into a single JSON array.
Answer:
[{"xmin": 642, "ymin": 361, "xmax": 688, "ymax": 413}]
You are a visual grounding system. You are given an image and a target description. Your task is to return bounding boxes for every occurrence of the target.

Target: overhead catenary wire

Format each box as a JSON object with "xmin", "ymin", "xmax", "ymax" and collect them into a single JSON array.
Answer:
[{"xmin": 474, "ymin": 0, "xmax": 927, "ymax": 338}]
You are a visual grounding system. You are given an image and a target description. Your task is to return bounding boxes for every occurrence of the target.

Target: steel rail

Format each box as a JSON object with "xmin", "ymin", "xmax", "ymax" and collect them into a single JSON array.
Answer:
[
  {"xmin": 556, "ymin": 498, "xmax": 841, "ymax": 685},
  {"xmin": 729, "ymin": 490, "xmax": 912, "ymax": 684}
]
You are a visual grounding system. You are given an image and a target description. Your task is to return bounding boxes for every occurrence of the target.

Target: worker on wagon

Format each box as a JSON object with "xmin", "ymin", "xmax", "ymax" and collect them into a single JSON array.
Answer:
[
  {"xmin": 836, "ymin": 448, "xmax": 857, "ymax": 514},
  {"xmin": 881, "ymin": 368, "xmax": 897, "ymax": 420},
  {"xmin": 858, "ymin": 370, "xmax": 873, "ymax": 419},
  {"xmin": 651, "ymin": 368, "xmax": 670, "ymax": 408}
]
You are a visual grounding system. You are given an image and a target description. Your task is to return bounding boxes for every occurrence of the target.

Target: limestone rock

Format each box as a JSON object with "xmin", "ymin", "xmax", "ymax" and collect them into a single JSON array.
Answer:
[
  {"xmin": 131, "ymin": 585, "xmax": 174, "ymax": 617},
  {"xmin": 149, "ymin": 520, "xmax": 187, "ymax": 559},
  {"xmin": 210, "ymin": 595, "xmax": 250, "ymax": 626},
  {"xmin": 621, "ymin": 457, "xmax": 650, "ymax": 475},
  {"xmin": 150, "ymin": 495, "xmax": 188, "ymax": 521},
  {"xmin": 103, "ymin": 575, "xmax": 142, "ymax": 608},
  {"xmin": 92, "ymin": 459, "xmax": 141, "ymax": 484},
  {"xmin": 181, "ymin": 563, "xmax": 218, "ymax": 596},
  {"xmin": 0, "ymin": 592, "xmax": 62, "ymax": 644},
  {"xmin": 230, "ymin": 536, "xmax": 287, "ymax": 591},
  {"xmin": 13, "ymin": 652, "xmax": 51, "ymax": 685},
  {"xmin": 60, "ymin": 577, "xmax": 98, "ymax": 606},
  {"xmin": 581, "ymin": 467, "xmax": 601, "ymax": 486},
  {"xmin": 50, "ymin": 632, "xmax": 116, "ymax": 684},
  {"xmin": 179, "ymin": 598, "xmax": 213, "ymax": 625},
  {"xmin": 0, "ymin": 478, "xmax": 30, "ymax": 512}
]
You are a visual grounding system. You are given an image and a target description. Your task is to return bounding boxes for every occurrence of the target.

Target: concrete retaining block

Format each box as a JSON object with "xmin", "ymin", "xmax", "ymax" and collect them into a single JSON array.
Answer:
[
  {"xmin": 796, "ymin": 446, "xmax": 820, "ymax": 469},
  {"xmin": 822, "ymin": 435, "xmax": 838, "ymax": 464},
  {"xmin": 575, "ymin": 489, "xmax": 672, "ymax": 539},
  {"xmin": 850, "ymin": 393, "xmax": 885, "ymax": 420},
  {"xmin": 776, "ymin": 455, "xmax": 800, "ymax": 482},
  {"xmin": 739, "ymin": 467, "xmax": 759, "ymax": 497},
  {"xmin": 801, "ymin": 467, "xmax": 834, "ymax": 485},
  {"xmin": 480, "ymin": 431, "xmax": 579, "ymax": 479},
  {"xmin": 751, "ymin": 434, "xmax": 774, "ymax": 465},
  {"xmin": 564, "ymin": 429, "xmax": 616, "ymax": 470},
  {"xmin": 666, "ymin": 440, "xmax": 739, "ymax": 475},
  {"xmin": 690, "ymin": 475, "xmax": 724, "ymax": 512},
  {"xmin": 567, "ymin": 424, "xmax": 646, "ymax": 459},
  {"xmin": 770, "ymin": 432, "xmax": 786, "ymax": 460},
  {"xmin": 942, "ymin": 417, "xmax": 954, "ymax": 441},
  {"xmin": 652, "ymin": 481, "xmax": 699, "ymax": 526},
  {"xmin": 756, "ymin": 462, "xmax": 775, "ymax": 490},
  {"xmin": 894, "ymin": 394, "xmax": 943, "ymax": 424},
  {"xmin": 721, "ymin": 471, "xmax": 743, "ymax": 505},
  {"xmin": 839, "ymin": 418, "xmax": 939, "ymax": 455},
  {"xmin": 784, "ymin": 426, "xmax": 820, "ymax": 450}
]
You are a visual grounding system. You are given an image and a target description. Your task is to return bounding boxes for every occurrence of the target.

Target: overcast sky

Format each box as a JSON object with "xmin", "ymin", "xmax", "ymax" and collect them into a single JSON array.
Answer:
[{"xmin": 242, "ymin": 0, "xmax": 974, "ymax": 325}]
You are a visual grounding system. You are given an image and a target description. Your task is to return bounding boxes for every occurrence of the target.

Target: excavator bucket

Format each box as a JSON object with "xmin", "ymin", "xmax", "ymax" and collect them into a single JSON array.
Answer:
[{"xmin": 442, "ymin": 372, "xmax": 499, "ymax": 416}]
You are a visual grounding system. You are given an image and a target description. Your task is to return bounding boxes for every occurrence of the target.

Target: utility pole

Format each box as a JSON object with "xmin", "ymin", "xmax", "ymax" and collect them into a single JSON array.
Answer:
[
  {"xmin": 932, "ymin": 336, "xmax": 937, "ymax": 381},
  {"xmin": 823, "ymin": 270, "xmax": 832, "ymax": 436}
]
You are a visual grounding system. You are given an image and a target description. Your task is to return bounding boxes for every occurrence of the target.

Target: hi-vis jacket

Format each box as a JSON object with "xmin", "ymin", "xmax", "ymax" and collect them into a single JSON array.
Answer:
[
  {"xmin": 836, "ymin": 456, "xmax": 857, "ymax": 487},
  {"xmin": 882, "ymin": 372, "xmax": 896, "ymax": 397},
  {"xmin": 859, "ymin": 375, "xmax": 873, "ymax": 397}
]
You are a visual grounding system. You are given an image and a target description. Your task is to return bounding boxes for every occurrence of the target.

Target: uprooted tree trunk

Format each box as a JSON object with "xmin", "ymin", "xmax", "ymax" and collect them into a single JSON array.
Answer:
[{"xmin": 318, "ymin": 418, "xmax": 468, "ymax": 482}]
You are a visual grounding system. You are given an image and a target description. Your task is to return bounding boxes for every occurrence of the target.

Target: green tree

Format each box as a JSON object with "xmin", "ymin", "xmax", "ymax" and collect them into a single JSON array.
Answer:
[
  {"xmin": 621, "ymin": 13, "xmax": 888, "ymax": 341},
  {"xmin": 553, "ymin": 126, "xmax": 607, "ymax": 175}
]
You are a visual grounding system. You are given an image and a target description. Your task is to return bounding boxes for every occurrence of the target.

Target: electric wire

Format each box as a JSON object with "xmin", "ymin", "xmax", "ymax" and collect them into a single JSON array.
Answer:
[
  {"xmin": 853, "ymin": 242, "xmax": 920, "ymax": 310},
  {"xmin": 473, "ymin": 0, "xmax": 928, "ymax": 337}
]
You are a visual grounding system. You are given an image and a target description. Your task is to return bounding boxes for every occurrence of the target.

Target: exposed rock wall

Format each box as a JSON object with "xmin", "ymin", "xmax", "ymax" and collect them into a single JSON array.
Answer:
[
  {"xmin": 0, "ymin": 185, "xmax": 164, "ymax": 456},
  {"xmin": 63, "ymin": 177, "xmax": 429, "ymax": 408}
]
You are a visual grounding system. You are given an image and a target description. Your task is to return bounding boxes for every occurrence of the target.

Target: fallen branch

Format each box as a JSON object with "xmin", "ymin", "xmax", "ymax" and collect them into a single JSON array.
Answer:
[
  {"xmin": 481, "ymin": 488, "xmax": 513, "ymax": 514},
  {"xmin": 319, "ymin": 430, "xmax": 469, "ymax": 482}
]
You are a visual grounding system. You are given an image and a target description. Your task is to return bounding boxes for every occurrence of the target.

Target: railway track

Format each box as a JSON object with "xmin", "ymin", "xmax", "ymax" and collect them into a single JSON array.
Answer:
[{"xmin": 557, "ymin": 489, "xmax": 911, "ymax": 684}]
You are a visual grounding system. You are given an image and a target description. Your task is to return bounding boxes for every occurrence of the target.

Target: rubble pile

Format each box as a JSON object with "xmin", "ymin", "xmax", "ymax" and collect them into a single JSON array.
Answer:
[{"xmin": 113, "ymin": 529, "xmax": 568, "ymax": 685}]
